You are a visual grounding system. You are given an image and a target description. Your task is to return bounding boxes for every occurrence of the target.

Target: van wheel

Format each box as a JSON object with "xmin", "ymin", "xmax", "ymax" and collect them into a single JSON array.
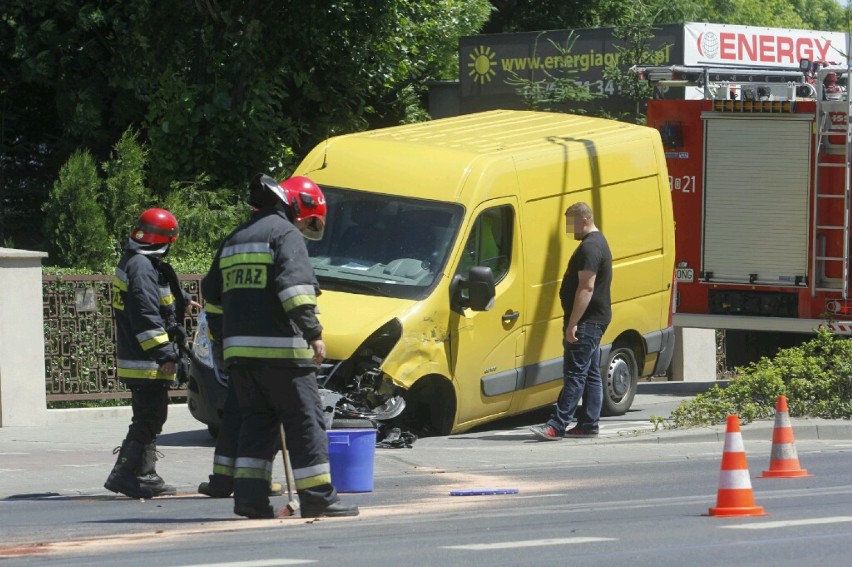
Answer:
[
  {"xmin": 601, "ymin": 346, "xmax": 638, "ymax": 416},
  {"xmin": 404, "ymin": 376, "xmax": 456, "ymax": 436}
]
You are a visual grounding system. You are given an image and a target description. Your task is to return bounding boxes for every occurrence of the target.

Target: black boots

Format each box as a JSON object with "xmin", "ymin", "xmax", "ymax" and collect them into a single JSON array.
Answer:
[
  {"xmin": 199, "ymin": 474, "xmax": 283, "ymax": 498},
  {"xmin": 105, "ymin": 440, "xmax": 175, "ymax": 498},
  {"xmin": 136, "ymin": 442, "xmax": 176, "ymax": 496},
  {"xmin": 104, "ymin": 439, "xmax": 154, "ymax": 499},
  {"xmin": 198, "ymin": 473, "xmax": 234, "ymax": 498},
  {"xmin": 300, "ymin": 500, "xmax": 360, "ymax": 518},
  {"xmin": 234, "ymin": 501, "xmax": 275, "ymax": 519}
]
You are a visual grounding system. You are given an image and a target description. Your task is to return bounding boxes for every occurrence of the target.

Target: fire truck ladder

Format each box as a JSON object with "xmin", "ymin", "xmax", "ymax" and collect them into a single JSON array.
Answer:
[
  {"xmin": 630, "ymin": 64, "xmax": 809, "ymax": 100},
  {"xmin": 812, "ymin": 66, "xmax": 852, "ymax": 299}
]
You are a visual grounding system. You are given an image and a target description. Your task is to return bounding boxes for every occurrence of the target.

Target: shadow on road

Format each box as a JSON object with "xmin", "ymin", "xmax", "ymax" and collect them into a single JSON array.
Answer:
[{"xmin": 156, "ymin": 429, "xmax": 215, "ymax": 448}]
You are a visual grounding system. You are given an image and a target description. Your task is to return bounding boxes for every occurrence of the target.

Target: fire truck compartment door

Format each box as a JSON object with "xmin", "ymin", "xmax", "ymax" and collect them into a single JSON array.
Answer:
[{"xmin": 702, "ymin": 115, "xmax": 811, "ymax": 286}]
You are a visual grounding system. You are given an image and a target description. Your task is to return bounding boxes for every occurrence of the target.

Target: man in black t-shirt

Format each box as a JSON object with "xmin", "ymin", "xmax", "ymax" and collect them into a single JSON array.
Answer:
[{"xmin": 531, "ymin": 202, "xmax": 612, "ymax": 441}]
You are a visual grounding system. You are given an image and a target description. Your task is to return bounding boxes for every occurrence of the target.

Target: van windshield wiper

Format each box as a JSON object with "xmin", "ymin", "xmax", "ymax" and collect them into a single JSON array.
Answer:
[{"xmin": 319, "ymin": 278, "xmax": 391, "ymax": 297}]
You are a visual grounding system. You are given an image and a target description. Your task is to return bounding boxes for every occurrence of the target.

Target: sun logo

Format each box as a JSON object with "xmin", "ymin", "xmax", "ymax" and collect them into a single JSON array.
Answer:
[{"xmin": 468, "ymin": 45, "xmax": 496, "ymax": 84}]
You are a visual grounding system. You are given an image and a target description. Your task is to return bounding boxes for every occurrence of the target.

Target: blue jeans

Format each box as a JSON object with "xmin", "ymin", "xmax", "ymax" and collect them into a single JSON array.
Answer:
[{"xmin": 546, "ymin": 321, "xmax": 606, "ymax": 433}]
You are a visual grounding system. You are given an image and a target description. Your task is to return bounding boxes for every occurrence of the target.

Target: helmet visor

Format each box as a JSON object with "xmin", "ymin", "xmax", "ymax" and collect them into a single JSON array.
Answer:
[{"xmin": 301, "ymin": 215, "xmax": 325, "ymax": 241}]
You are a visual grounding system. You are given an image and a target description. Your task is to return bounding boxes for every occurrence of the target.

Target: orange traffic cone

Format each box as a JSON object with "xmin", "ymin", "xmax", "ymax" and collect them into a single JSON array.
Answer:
[
  {"xmin": 708, "ymin": 414, "xmax": 766, "ymax": 517},
  {"xmin": 760, "ymin": 395, "xmax": 811, "ymax": 478}
]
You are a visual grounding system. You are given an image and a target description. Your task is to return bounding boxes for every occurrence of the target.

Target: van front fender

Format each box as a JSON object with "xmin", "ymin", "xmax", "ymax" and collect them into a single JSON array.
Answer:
[{"xmin": 381, "ymin": 310, "xmax": 452, "ymax": 389}]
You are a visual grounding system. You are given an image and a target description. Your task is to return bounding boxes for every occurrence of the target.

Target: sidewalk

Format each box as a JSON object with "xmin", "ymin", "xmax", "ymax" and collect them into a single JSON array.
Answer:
[{"xmin": 0, "ymin": 403, "xmax": 215, "ymax": 499}]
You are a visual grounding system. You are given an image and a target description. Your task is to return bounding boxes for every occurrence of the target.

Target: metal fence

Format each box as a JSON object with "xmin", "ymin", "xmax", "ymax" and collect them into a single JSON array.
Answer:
[{"xmin": 43, "ymin": 274, "xmax": 203, "ymax": 402}]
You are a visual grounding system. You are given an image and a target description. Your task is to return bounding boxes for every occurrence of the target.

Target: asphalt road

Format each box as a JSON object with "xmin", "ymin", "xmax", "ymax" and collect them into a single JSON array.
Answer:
[{"xmin": 1, "ymin": 382, "xmax": 851, "ymax": 565}]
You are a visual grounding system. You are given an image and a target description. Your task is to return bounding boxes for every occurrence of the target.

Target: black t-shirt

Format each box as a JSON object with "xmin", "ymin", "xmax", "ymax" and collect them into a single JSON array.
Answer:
[{"xmin": 559, "ymin": 231, "xmax": 612, "ymax": 326}]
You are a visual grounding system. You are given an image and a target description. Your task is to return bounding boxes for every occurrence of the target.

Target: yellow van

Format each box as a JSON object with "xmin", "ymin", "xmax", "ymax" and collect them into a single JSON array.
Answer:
[{"xmin": 295, "ymin": 110, "xmax": 675, "ymax": 435}]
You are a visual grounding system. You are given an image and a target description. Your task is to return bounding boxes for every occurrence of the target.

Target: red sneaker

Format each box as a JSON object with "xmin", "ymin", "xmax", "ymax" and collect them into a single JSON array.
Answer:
[
  {"xmin": 529, "ymin": 424, "xmax": 562, "ymax": 441},
  {"xmin": 565, "ymin": 426, "xmax": 599, "ymax": 438}
]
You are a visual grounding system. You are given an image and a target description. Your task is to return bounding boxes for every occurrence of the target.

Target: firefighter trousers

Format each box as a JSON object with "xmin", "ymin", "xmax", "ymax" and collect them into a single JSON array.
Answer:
[
  {"xmin": 230, "ymin": 364, "xmax": 338, "ymax": 510},
  {"xmin": 124, "ymin": 381, "xmax": 170, "ymax": 445},
  {"xmin": 209, "ymin": 378, "xmax": 241, "ymax": 481},
  {"xmin": 207, "ymin": 378, "xmax": 283, "ymax": 492}
]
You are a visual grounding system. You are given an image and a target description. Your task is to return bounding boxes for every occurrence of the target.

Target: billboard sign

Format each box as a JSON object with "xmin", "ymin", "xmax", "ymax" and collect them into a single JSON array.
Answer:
[
  {"xmin": 459, "ymin": 25, "xmax": 683, "ymax": 114},
  {"xmin": 683, "ymin": 22, "xmax": 848, "ymax": 67}
]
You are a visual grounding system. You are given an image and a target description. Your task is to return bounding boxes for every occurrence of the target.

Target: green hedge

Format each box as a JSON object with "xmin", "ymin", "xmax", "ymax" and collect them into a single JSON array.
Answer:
[{"xmin": 663, "ymin": 329, "xmax": 852, "ymax": 428}]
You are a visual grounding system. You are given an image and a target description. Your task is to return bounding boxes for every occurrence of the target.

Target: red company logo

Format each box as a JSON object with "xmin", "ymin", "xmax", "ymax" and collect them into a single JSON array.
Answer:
[
  {"xmin": 697, "ymin": 31, "xmax": 831, "ymax": 64},
  {"xmin": 829, "ymin": 111, "xmax": 848, "ymax": 127}
]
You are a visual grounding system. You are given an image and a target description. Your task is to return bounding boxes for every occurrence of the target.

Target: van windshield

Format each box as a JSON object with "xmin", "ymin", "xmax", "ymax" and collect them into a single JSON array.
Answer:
[{"xmin": 305, "ymin": 186, "xmax": 464, "ymax": 300}]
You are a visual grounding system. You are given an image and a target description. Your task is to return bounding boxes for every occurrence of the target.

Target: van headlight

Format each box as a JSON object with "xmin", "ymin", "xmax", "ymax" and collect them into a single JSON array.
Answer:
[{"xmin": 320, "ymin": 318, "xmax": 405, "ymax": 420}]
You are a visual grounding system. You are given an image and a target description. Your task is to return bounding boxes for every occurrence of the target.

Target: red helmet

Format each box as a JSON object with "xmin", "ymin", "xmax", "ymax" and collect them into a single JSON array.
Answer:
[
  {"xmin": 278, "ymin": 176, "xmax": 327, "ymax": 240},
  {"xmin": 131, "ymin": 208, "xmax": 179, "ymax": 244}
]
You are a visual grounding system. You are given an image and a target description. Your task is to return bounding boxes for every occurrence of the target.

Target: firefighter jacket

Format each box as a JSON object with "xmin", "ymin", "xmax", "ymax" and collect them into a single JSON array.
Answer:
[
  {"xmin": 112, "ymin": 249, "xmax": 181, "ymax": 384},
  {"xmin": 201, "ymin": 208, "xmax": 322, "ymax": 369}
]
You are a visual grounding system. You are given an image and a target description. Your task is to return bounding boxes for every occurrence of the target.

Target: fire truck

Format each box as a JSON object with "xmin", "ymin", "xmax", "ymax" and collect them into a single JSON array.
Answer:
[{"xmin": 632, "ymin": 61, "xmax": 852, "ymax": 366}]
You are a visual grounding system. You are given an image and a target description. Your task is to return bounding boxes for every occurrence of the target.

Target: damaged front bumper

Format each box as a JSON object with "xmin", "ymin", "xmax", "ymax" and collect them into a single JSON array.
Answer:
[
  {"xmin": 315, "ymin": 317, "xmax": 407, "ymax": 426},
  {"xmin": 187, "ymin": 312, "xmax": 406, "ymax": 435}
]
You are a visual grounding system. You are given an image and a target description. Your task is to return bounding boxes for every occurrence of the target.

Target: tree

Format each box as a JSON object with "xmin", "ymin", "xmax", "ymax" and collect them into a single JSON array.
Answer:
[
  {"xmin": 1, "ymin": 0, "xmax": 154, "ymax": 250},
  {"xmin": 649, "ymin": 0, "xmax": 847, "ymax": 30},
  {"xmin": 102, "ymin": 127, "xmax": 151, "ymax": 250},
  {"xmin": 602, "ymin": 1, "xmax": 665, "ymax": 123},
  {"xmin": 483, "ymin": 1, "xmax": 596, "ymax": 33},
  {"xmin": 483, "ymin": 0, "xmax": 850, "ymax": 32},
  {"xmin": 162, "ymin": 177, "xmax": 249, "ymax": 273},
  {"xmin": 2, "ymin": 1, "xmax": 491, "ymax": 252},
  {"xmin": 42, "ymin": 149, "xmax": 112, "ymax": 269}
]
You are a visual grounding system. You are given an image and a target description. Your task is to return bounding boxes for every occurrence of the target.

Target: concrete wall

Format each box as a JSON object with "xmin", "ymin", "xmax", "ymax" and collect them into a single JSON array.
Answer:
[
  {"xmin": 670, "ymin": 327, "xmax": 717, "ymax": 382},
  {"xmin": 0, "ymin": 248, "xmax": 48, "ymax": 426}
]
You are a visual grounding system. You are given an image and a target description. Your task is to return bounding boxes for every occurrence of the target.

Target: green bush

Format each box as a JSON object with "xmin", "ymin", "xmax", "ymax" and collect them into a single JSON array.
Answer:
[
  {"xmin": 667, "ymin": 328, "xmax": 852, "ymax": 427},
  {"xmin": 42, "ymin": 150, "xmax": 114, "ymax": 270},
  {"xmin": 103, "ymin": 127, "xmax": 152, "ymax": 249},
  {"xmin": 43, "ymin": 134, "xmax": 248, "ymax": 273},
  {"xmin": 163, "ymin": 175, "xmax": 250, "ymax": 273}
]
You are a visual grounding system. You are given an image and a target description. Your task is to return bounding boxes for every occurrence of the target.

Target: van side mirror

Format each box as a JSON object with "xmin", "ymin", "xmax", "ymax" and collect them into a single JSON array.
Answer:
[
  {"xmin": 451, "ymin": 266, "xmax": 496, "ymax": 312},
  {"xmin": 799, "ymin": 58, "xmax": 811, "ymax": 72}
]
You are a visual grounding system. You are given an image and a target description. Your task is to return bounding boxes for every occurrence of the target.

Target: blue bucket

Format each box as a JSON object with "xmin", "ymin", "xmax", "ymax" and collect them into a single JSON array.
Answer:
[{"xmin": 327, "ymin": 428, "xmax": 376, "ymax": 493}]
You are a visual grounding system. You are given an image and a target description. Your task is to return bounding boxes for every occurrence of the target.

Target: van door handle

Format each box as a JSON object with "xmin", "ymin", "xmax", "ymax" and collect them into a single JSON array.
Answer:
[{"xmin": 502, "ymin": 310, "xmax": 520, "ymax": 322}]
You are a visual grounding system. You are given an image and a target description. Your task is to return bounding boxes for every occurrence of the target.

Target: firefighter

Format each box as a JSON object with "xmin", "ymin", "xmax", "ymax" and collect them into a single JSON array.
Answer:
[
  {"xmin": 197, "ymin": 208, "xmax": 281, "ymax": 500},
  {"xmin": 202, "ymin": 173, "xmax": 358, "ymax": 519},
  {"xmin": 823, "ymin": 72, "xmax": 843, "ymax": 100},
  {"xmin": 105, "ymin": 208, "xmax": 196, "ymax": 499}
]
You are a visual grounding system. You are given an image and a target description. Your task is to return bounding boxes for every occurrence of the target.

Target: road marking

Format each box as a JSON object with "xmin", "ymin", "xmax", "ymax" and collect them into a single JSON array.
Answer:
[
  {"xmin": 443, "ymin": 537, "xmax": 615, "ymax": 550},
  {"xmin": 720, "ymin": 516, "xmax": 852, "ymax": 530},
  {"xmin": 147, "ymin": 560, "xmax": 315, "ymax": 567}
]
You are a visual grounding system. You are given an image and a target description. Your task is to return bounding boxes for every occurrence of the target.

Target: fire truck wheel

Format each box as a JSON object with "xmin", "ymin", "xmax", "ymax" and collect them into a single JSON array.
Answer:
[{"xmin": 601, "ymin": 345, "xmax": 638, "ymax": 416}]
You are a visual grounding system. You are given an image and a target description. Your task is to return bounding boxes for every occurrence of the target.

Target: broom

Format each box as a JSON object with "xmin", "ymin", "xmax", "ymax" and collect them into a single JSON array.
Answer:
[{"xmin": 277, "ymin": 423, "xmax": 301, "ymax": 517}]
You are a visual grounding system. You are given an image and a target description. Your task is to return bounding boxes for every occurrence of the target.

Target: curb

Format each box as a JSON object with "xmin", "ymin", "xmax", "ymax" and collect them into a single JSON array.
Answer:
[{"xmin": 608, "ymin": 418, "xmax": 852, "ymax": 444}]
